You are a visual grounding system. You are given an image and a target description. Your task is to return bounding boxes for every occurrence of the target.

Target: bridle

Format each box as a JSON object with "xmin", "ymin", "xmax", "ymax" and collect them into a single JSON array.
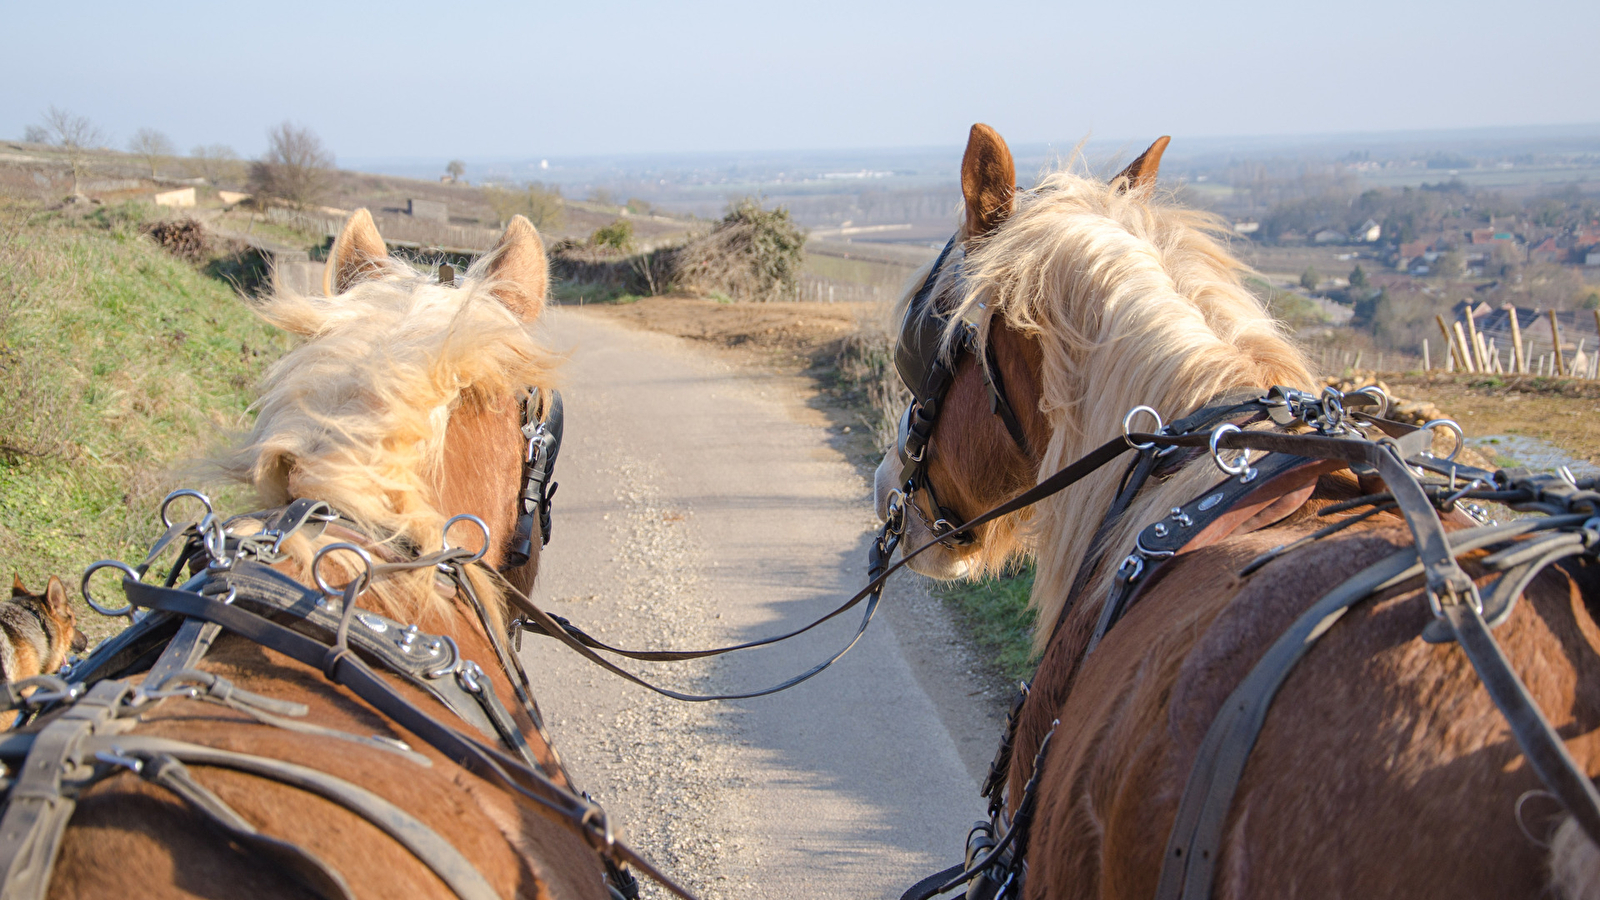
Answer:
[
  {"xmin": 890, "ymin": 233, "xmax": 1034, "ymax": 548},
  {"xmin": 502, "ymin": 386, "xmax": 563, "ymax": 571}
]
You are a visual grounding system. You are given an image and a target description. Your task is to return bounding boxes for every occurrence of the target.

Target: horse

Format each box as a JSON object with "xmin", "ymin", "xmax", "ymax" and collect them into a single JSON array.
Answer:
[
  {"xmin": 4, "ymin": 210, "xmax": 634, "ymax": 900},
  {"xmin": 874, "ymin": 124, "xmax": 1600, "ymax": 899}
]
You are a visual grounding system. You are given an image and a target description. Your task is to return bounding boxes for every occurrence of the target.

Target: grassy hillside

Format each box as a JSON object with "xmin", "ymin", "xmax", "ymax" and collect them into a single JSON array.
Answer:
[{"xmin": 0, "ymin": 199, "xmax": 284, "ymax": 627}]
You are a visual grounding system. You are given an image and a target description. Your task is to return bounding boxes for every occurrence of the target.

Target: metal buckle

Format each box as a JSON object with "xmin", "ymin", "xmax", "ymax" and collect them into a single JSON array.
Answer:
[{"xmin": 1427, "ymin": 581, "xmax": 1484, "ymax": 619}]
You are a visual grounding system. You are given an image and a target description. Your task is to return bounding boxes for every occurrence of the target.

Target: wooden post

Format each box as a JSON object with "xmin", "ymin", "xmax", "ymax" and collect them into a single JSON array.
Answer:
[
  {"xmin": 1453, "ymin": 321, "xmax": 1477, "ymax": 373},
  {"xmin": 1507, "ymin": 305, "xmax": 1525, "ymax": 373},
  {"xmin": 1550, "ymin": 310, "xmax": 1567, "ymax": 376},
  {"xmin": 1464, "ymin": 311, "xmax": 1486, "ymax": 371},
  {"xmin": 1423, "ymin": 338, "xmax": 1431, "ymax": 371},
  {"xmin": 1436, "ymin": 315, "xmax": 1458, "ymax": 370}
]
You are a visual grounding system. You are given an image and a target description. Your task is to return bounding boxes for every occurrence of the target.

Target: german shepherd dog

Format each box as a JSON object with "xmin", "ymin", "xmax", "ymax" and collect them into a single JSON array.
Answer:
[{"xmin": 4, "ymin": 575, "xmax": 88, "ymax": 683}]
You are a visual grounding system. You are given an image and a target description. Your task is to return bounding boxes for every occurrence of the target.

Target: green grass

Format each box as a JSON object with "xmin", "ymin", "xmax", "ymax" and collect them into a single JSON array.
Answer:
[
  {"xmin": 0, "ymin": 199, "xmax": 287, "ymax": 634},
  {"xmin": 549, "ymin": 279, "xmax": 641, "ymax": 305},
  {"xmin": 932, "ymin": 563, "xmax": 1038, "ymax": 683}
]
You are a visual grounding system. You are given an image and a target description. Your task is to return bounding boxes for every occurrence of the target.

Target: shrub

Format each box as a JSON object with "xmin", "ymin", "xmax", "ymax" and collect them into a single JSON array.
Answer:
[
  {"xmin": 590, "ymin": 219, "xmax": 634, "ymax": 251},
  {"xmin": 675, "ymin": 198, "xmax": 805, "ymax": 302}
]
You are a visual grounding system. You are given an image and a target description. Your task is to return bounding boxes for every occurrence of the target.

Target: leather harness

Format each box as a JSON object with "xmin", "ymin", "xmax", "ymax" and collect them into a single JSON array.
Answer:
[
  {"xmin": 894, "ymin": 383, "xmax": 1600, "ymax": 900},
  {"xmin": 0, "ymin": 389, "xmax": 697, "ymax": 900}
]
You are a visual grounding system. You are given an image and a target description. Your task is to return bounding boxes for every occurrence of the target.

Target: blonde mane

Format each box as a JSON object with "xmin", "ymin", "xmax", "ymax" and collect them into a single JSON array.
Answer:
[
  {"xmin": 940, "ymin": 169, "xmax": 1315, "ymax": 653},
  {"xmin": 217, "ymin": 253, "xmax": 559, "ymax": 623}
]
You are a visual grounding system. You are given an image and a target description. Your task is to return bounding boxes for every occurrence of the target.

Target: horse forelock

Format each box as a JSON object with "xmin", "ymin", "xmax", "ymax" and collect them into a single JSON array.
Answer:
[
  {"xmin": 930, "ymin": 167, "xmax": 1316, "ymax": 653},
  {"xmin": 215, "ymin": 256, "xmax": 558, "ymax": 623}
]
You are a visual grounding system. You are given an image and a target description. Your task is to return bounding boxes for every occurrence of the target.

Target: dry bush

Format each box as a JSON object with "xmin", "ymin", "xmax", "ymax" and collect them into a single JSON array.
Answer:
[
  {"xmin": 142, "ymin": 218, "xmax": 208, "ymax": 263},
  {"xmin": 835, "ymin": 326, "xmax": 909, "ymax": 449},
  {"xmin": 675, "ymin": 198, "xmax": 805, "ymax": 302},
  {"xmin": 249, "ymin": 122, "xmax": 334, "ymax": 209}
]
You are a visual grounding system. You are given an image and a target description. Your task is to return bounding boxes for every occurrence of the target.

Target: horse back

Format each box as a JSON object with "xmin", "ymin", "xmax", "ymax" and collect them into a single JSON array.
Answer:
[
  {"xmin": 1026, "ymin": 513, "xmax": 1600, "ymax": 900},
  {"xmin": 43, "ymin": 634, "xmax": 604, "ymax": 900}
]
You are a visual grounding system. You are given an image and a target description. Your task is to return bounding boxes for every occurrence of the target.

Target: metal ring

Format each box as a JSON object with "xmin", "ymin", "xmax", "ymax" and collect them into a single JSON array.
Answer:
[
  {"xmin": 1122, "ymin": 405, "xmax": 1164, "ymax": 450},
  {"xmin": 159, "ymin": 489, "xmax": 214, "ymax": 528},
  {"xmin": 1353, "ymin": 385, "xmax": 1390, "ymax": 417},
  {"xmin": 81, "ymin": 560, "xmax": 140, "ymax": 617},
  {"xmin": 1318, "ymin": 387, "xmax": 1346, "ymax": 428},
  {"xmin": 311, "ymin": 543, "xmax": 375, "ymax": 600},
  {"xmin": 883, "ymin": 488, "xmax": 906, "ymax": 535},
  {"xmin": 1422, "ymin": 419, "xmax": 1465, "ymax": 462},
  {"xmin": 441, "ymin": 514, "xmax": 491, "ymax": 565},
  {"xmin": 1209, "ymin": 423, "xmax": 1252, "ymax": 476}
]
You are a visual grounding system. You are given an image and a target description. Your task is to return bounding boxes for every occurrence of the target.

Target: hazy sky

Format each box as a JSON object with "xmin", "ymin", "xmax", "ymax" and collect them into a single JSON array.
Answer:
[{"xmin": 4, "ymin": 0, "xmax": 1596, "ymax": 161}]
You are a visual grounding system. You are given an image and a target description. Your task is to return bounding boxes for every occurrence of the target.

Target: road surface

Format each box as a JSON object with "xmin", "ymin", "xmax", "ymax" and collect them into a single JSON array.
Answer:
[{"xmin": 521, "ymin": 307, "xmax": 1008, "ymax": 899}]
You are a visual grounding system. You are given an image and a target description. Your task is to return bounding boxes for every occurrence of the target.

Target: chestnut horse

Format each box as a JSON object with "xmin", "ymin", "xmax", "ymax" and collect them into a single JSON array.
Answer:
[
  {"xmin": 16, "ymin": 211, "xmax": 634, "ymax": 899},
  {"xmin": 875, "ymin": 125, "xmax": 1600, "ymax": 898}
]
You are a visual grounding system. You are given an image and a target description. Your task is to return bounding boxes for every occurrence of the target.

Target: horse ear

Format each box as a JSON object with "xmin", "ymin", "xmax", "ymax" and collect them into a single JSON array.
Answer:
[
  {"xmin": 44, "ymin": 577, "xmax": 68, "ymax": 616},
  {"xmin": 1113, "ymin": 136, "xmax": 1170, "ymax": 192},
  {"xmin": 324, "ymin": 208, "xmax": 390, "ymax": 297},
  {"xmin": 962, "ymin": 123, "xmax": 1015, "ymax": 243},
  {"xmin": 11, "ymin": 574, "xmax": 27, "ymax": 598},
  {"xmin": 483, "ymin": 215, "xmax": 548, "ymax": 322}
]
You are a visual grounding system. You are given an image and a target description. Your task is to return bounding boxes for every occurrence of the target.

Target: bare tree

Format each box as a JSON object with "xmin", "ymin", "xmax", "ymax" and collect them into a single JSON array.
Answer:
[
  {"xmin": 128, "ymin": 127, "xmax": 174, "ymax": 178},
  {"xmin": 22, "ymin": 125, "xmax": 48, "ymax": 144},
  {"xmin": 446, "ymin": 159, "xmax": 465, "ymax": 182},
  {"xmin": 189, "ymin": 144, "xmax": 242, "ymax": 185},
  {"xmin": 37, "ymin": 106, "xmax": 107, "ymax": 196},
  {"xmin": 248, "ymin": 122, "xmax": 334, "ymax": 209}
]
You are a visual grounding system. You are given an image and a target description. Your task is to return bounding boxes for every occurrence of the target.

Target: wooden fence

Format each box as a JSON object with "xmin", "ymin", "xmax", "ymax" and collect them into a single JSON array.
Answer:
[{"xmin": 1430, "ymin": 307, "xmax": 1600, "ymax": 378}]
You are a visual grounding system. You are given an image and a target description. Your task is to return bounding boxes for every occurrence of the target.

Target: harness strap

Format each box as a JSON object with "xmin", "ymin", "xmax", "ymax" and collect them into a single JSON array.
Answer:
[
  {"xmin": 1152, "ymin": 515, "xmax": 1591, "ymax": 900},
  {"xmin": 115, "ymin": 577, "xmax": 696, "ymax": 900},
  {"xmin": 1442, "ymin": 601, "xmax": 1600, "ymax": 843},
  {"xmin": 0, "ymin": 680, "xmax": 130, "ymax": 900},
  {"xmin": 134, "ymin": 752, "xmax": 356, "ymax": 900}
]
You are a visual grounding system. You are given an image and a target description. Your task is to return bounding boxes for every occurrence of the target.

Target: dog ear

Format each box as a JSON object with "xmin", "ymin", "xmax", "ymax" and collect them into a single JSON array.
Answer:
[
  {"xmin": 11, "ymin": 574, "xmax": 28, "ymax": 598},
  {"xmin": 324, "ymin": 209, "xmax": 390, "ymax": 296},
  {"xmin": 482, "ymin": 215, "xmax": 549, "ymax": 322},
  {"xmin": 962, "ymin": 124, "xmax": 1016, "ymax": 243},
  {"xmin": 1112, "ymin": 136, "xmax": 1170, "ymax": 192},
  {"xmin": 44, "ymin": 576, "xmax": 70, "ymax": 618}
]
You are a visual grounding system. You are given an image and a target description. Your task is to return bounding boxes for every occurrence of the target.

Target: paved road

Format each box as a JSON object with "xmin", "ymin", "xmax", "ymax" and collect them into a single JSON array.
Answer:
[{"xmin": 521, "ymin": 308, "xmax": 1006, "ymax": 900}]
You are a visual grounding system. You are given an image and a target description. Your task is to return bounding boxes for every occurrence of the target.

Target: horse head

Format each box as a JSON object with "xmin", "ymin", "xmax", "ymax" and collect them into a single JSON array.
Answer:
[
  {"xmin": 874, "ymin": 124, "xmax": 1313, "ymax": 650},
  {"xmin": 223, "ymin": 208, "xmax": 558, "ymax": 626}
]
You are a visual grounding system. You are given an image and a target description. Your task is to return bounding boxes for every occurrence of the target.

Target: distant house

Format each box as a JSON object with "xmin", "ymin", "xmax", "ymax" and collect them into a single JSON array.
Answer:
[
  {"xmin": 1529, "ymin": 237, "xmax": 1565, "ymax": 265},
  {"xmin": 1313, "ymin": 228, "xmax": 1347, "ymax": 244},
  {"xmin": 1232, "ymin": 221, "xmax": 1260, "ymax": 234},
  {"xmin": 1470, "ymin": 228, "xmax": 1514, "ymax": 245},
  {"xmin": 1355, "ymin": 218, "xmax": 1381, "ymax": 242},
  {"xmin": 1399, "ymin": 240, "xmax": 1429, "ymax": 260},
  {"xmin": 407, "ymin": 198, "xmax": 448, "ymax": 222},
  {"xmin": 1588, "ymin": 252, "xmax": 1600, "ymax": 267},
  {"xmin": 153, "ymin": 187, "xmax": 195, "ymax": 208}
]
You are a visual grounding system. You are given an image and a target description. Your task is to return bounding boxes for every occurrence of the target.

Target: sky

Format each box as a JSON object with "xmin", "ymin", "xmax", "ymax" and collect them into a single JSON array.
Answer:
[{"xmin": 3, "ymin": 0, "xmax": 1597, "ymax": 163}]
